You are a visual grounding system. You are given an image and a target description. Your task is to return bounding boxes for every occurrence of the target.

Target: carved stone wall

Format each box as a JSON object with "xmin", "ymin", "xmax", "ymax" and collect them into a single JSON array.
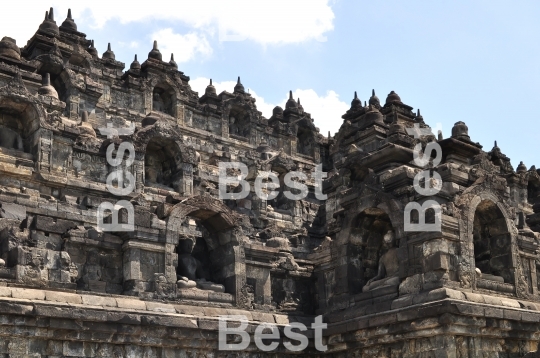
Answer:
[{"xmin": 0, "ymin": 7, "xmax": 538, "ymax": 357}]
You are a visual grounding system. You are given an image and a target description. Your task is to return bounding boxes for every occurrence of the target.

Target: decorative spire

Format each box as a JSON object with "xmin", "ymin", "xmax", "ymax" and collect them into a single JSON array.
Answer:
[
  {"xmin": 490, "ymin": 140, "xmax": 505, "ymax": 159},
  {"xmin": 385, "ymin": 90, "xmax": 402, "ymax": 105},
  {"xmin": 38, "ymin": 73, "xmax": 58, "ymax": 99},
  {"xmin": 233, "ymin": 76, "xmax": 245, "ymax": 93},
  {"xmin": 351, "ymin": 91, "xmax": 361, "ymax": 108},
  {"xmin": 438, "ymin": 130, "xmax": 443, "ymax": 141},
  {"xmin": 205, "ymin": 78, "xmax": 217, "ymax": 96},
  {"xmin": 38, "ymin": 8, "xmax": 59, "ymax": 36},
  {"xmin": 368, "ymin": 89, "xmax": 380, "ymax": 107},
  {"xmin": 130, "ymin": 54, "xmax": 141, "ymax": 70},
  {"xmin": 60, "ymin": 8, "xmax": 77, "ymax": 32},
  {"xmin": 169, "ymin": 53, "xmax": 177, "ymax": 69},
  {"xmin": 0, "ymin": 37, "xmax": 21, "ymax": 60},
  {"xmin": 517, "ymin": 161, "xmax": 527, "ymax": 174},
  {"xmin": 416, "ymin": 109, "xmax": 424, "ymax": 123},
  {"xmin": 286, "ymin": 90, "xmax": 297, "ymax": 109},
  {"xmin": 87, "ymin": 39, "xmax": 98, "ymax": 57},
  {"xmin": 102, "ymin": 43, "xmax": 115, "ymax": 60},
  {"xmin": 297, "ymin": 98, "xmax": 304, "ymax": 111},
  {"xmin": 78, "ymin": 111, "xmax": 96, "ymax": 138},
  {"xmin": 451, "ymin": 121, "xmax": 470, "ymax": 141},
  {"xmin": 148, "ymin": 40, "xmax": 162, "ymax": 61}
]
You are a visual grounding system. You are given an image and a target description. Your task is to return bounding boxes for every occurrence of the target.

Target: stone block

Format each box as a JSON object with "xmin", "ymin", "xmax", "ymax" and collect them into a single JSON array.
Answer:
[
  {"xmin": 0, "ymin": 203, "xmax": 26, "ymax": 220},
  {"xmin": 202, "ymin": 307, "xmax": 228, "ymax": 317},
  {"xmin": 252, "ymin": 311, "xmax": 275, "ymax": 323},
  {"xmin": 483, "ymin": 294, "xmax": 503, "ymax": 306},
  {"xmin": 45, "ymin": 291, "xmax": 82, "ymax": 304},
  {"xmin": 500, "ymin": 298, "xmax": 521, "ymax": 308},
  {"xmin": 107, "ymin": 312, "xmax": 141, "ymax": 325},
  {"xmin": 503, "ymin": 309, "xmax": 521, "ymax": 321},
  {"xmin": 81, "ymin": 294, "xmax": 117, "ymax": 307},
  {"xmin": 463, "ymin": 292, "xmax": 485, "ymax": 304},
  {"xmin": 521, "ymin": 312, "xmax": 540, "ymax": 322},
  {"xmin": 391, "ymin": 295, "xmax": 413, "ymax": 309},
  {"xmin": 146, "ymin": 301, "xmax": 176, "ymax": 313},
  {"xmin": 0, "ymin": 301, "xmax": 34, "ymax": 315},
  {"xmin": 454, "ymin": 303, "xmax": 484, "ymax": 317},
  {"xmin": 63, "ymin": 341, "xmax": 84, "ymax": 357},
  {"xmin": 273, "ymin": 314, "xmax": 290, "ymax": 325},
  {"xmin": 208, "ymin": 291, "xmax": 234, "ymax": 303},
  {"xmin": 11, "ymin": 288, "xmax": 45, "ymax": 300},
  {"xmin": 174, "ymin": 304, "xmax": 205, "ymax": 316},
  {"xmin": 142, "ymin": 314, "xmax": 198, "ymax": 328},
  {"xmin": 198, "ymin": 317, "xmax": 220, "ymax": 331},
  {"xmin": 484, "ymin": 307, "xmax": 504, "ymax": 319},
  {"xmin": 33, "ymin": 215, "xmax": 77, "ymax": 234},
  {"xmin": 368, "ymin": 313, "xmax": 397, "ymax": 327},
  {"xmin": 116, "ymin": 298, "xmax": 146, "ymax": 310},
  {"xmin": 0, "ymin": 287, "xmax": 12, "ymax": 297}
]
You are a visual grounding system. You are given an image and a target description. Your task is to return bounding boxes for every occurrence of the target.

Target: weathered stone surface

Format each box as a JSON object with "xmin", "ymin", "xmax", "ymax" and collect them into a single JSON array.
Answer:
[
  {"xmin": 0, "ymin": 203, "xmax": 26, "ymax": 220},
  {"xmin": 0, "ymin": 6, "xmax": 538, "ymax": 357}
]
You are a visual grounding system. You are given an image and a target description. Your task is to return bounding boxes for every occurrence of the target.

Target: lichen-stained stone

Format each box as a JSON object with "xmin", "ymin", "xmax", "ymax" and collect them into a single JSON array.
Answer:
[{"xmin": 0, "ymin": 6, "xmax": 538, "ymax": 357}]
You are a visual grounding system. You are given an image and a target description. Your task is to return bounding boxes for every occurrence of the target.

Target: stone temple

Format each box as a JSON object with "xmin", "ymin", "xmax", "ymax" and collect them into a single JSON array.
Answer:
[{"xmin": 0, "ymin": 7, "xmax": 539, "ymax": 358}]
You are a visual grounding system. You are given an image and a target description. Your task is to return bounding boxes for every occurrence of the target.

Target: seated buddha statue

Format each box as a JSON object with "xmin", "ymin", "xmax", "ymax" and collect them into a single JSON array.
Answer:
[
  {"xmin": 362, "ymin": 230, "xmax": 400, "ymax": 292},
  {"xmin": 176, "ymin": 238, "xmax": 225, "ymax": 292}
]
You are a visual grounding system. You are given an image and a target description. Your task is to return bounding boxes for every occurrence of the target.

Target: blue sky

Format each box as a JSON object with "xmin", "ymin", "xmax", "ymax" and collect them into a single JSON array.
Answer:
[{"xmin": 3, "ymin": 1, "xmax": 539, "ymax": 169}]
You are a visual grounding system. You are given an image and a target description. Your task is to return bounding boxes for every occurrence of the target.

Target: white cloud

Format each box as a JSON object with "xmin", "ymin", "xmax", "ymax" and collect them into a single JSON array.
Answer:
[
  {"xmin": 2, "ymin": 1, "xmax": 334, "ymax": 46},
  {"xmin": 190, "ymin": 77, "xmax": 347, "ymax": 135},
  {"xmin": 151, "ymin": 29, "xmax": 212, "ymax": 64},
  {"xmin": 118, "ymin": 41, "xmax": 139, "ymax": 49}
]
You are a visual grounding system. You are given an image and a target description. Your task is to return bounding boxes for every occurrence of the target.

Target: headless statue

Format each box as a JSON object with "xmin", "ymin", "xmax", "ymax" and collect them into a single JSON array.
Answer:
[
  {"xmin": 145, "ymin": 156, "xmax": 159, "ymax": 183},
  {"xmin": 176, "ymin": 239, "xmax": 225, "ymax": 292},
  {"xmin": 229, "ymin": 116, "xmax": 239, "ymax": 135},
  {"xmin": 0, "ymin": 127, "xmax": 24, "ymax": 151},
  {"xmin": 152, "ymin": 92, "xmax": 165, "ymax": 113},
  {"xmin": 362, "ymin": 230, "xmax": 400, "ymax": 292}
]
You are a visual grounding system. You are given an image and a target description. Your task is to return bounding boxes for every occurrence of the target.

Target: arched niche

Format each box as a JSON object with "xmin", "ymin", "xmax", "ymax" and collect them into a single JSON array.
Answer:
[
  {"xmin": 152, "ymin": 82, "xmax": 175, "ymax": 116},
  {"xmin": 144, "ymin": 136, "xmax": 182, "ymax": 191},
  {"xmin": 472, "ymin": 199, "xmax": 513, "ymax": 284},
  {"xmin": 0, "ymin": 96, "xmax": 41, "ymax": 159},
  {"xmin": 296, "ymin": 127, "xmax": 314, "ymax": 157},
  {"xmin": 228, "ymin": 106, "xmax": 250, "ymax": 138},
  {"xmin": 51, "ymin": 71, "xmax": 71, "ymax": 103},
  {"xmin": 166, "ymin": 196, "xmax": 246, "ymax": 303},
  {"xmin": 348, "ymin": 208, "xmax": 396, "ymax": 294},
  {"xmin": 266, "ymin": 163, "xmax": 296, "ymax": 213}
]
